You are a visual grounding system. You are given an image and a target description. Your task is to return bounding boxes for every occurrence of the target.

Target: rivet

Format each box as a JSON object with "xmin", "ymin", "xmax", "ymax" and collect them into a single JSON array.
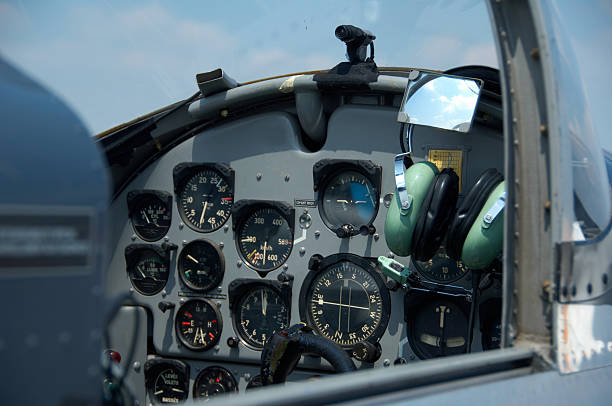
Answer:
[
  {"xmin": 215, "ymin": 345, "xmax": 220, "ymax": 352},
  {"xmin": 179, "ymin": 298, "xmax": 186, "ymax": 304},
  {"xmin": 256, "ymin": 173, "xmax": 262, "ymax": 181},
  {"xmin": 284, "ymin": 174, "xmax": 290, "ymax": 182},
  {"xmin": 374, "ymin": 233, "xmax": 379, "ymax": 240},
  {"xmin": 544, "ymin": 201, "xmax": 551, "ymax": 211},
  {"xmin": 217, "ymin": 286, "xmax": 223, "ymax": 292},
  {"xmin": 514, "ymin": 204, "xmax": 519, "ymax": 209},
  {"xmin": 224, "ymin": 225, "xmax": 229, "ymax": 232},
  {"xmin": 164, "ymin": 236, "xmax": 169, "ymax": 242},
  {"xmin": 179, "ymin": 223, "xmax": 184, "ymax": 230},
  {"xmin": 530, "ymin": 47, "xmax": 540, "ymax": 60},
  {"xmin": 383, "ymin": 359, "xmax": 391, "ymax": 367},
  {"xmin": 514, "ymin": 232, "xmax": 519, "ymax": 238},
  {"xmin": 244, "ymin": 373, "xmax": 251, "ymax": 380},
  {"xmin": 387, "ymin": 252, "xmax": 395, "ymax": 259},
  {"xmin": 182, "ymin": 240, "xmax": 187, "ymax": 246},
  {"xmin": 513, "ymin": 139, "xmax": 519, "ymax": 145},
  {"xmin": 540, "ymin": 125, "xmax": 548, "ymax": 135},
  {"xmin": 129, "ymin": 287, "xmax": 135, "ymax": 294},
  {"xmin": 132, "ymin": 361, "xmax": 141, "ymax": 372},
  {"xmin": 161, "ymin": 289, "xmax": 167, "ymax": 297},
  {"xmin": 283, "ymin": 264, "xmax": 289, "ymax": 270},
  {"xmin": 300, "ymin": 247, "xmax": 306, "ymax": 256},
  {"xmin": 220, "ymin": 109, "xmax": 229, "ymax": 117},
  {"xmin": 237, "ymin": 261, "xmax": 242, "ymax": 268},
  {"xmin": 219, "ymin": 242, "xmax": 224, "ymax": 249},
  {"xmin": 131, "ymin": 235, "xmax": 137, "ymax": 241}
]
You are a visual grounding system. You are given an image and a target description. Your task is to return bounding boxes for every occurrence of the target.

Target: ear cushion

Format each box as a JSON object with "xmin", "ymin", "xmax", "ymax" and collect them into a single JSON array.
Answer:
[
  {"xmin": 446, "ymin": 168, "xmax": 503, "ymax": 260},
  {"xmin": 411, "ymin": 168, "xmax": 459, "ymax": 261}
]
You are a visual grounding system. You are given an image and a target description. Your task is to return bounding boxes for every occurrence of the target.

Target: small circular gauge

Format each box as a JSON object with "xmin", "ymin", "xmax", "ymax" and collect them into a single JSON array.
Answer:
[
  {"xmin": 193, "ymin": 366, "xmax": 238, "ymax": 400},
  {"xmin": 302, "ymin": 259, "xmax": 390, "ymax": 348},
  {"xmin": 236, "ymin": 207, "xmax": 293, "ymax": 272},
  {"xmin": 414, "ymin": 246, "xmax": 468, "ymax": 283},
  {"xmin": 175, "ymin": 299, "xmax": 222, "ymax": 351},
  {"xmin": 233, "ymin": 285, "xmax": 290, "ymax": 348},
  {"xmin": 319, "ymin": 170, "xmax": 378, "ymax": 232},
  {"xmin": 150, "ymin": 367, "xmax": 188, "ymax": 405},
  {"xmin": 177, "ymin": 167, "xmax": 233, "ymax": 233},
  {"xmin": 129, "ymin": 193, "xmax": 172, "ymax": 242},
  {"xmin": 177, "ymin": 239, "xmax": 224, "ymax": 292},
  {"xmin": 408, "ymin": 299, "xmax": 468, "ymax": 359},
  {"xmin": 126, "ymin": 248, "xmax": 169, "ymax": 296}
]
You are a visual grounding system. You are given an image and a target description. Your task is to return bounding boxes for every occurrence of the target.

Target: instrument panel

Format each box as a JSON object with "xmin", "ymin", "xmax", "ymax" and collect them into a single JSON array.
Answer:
[{"xmin": 105, "ymin": 105, "xmax": 503, "ymax": 404}]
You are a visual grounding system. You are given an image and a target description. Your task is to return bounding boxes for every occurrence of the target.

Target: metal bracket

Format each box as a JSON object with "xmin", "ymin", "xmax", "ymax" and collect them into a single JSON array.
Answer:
[
  {"xmin": 394, "ymin": 153, "xmax": 412, "ymax": 209},
  {"xmin": 483, "ymin": 192, "xmax": 506, "ymax": 228}
]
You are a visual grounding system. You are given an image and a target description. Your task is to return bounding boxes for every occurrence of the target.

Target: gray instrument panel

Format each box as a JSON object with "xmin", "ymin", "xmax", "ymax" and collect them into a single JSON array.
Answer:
[{"xmin": 105, "ymin": 104, "xmax": 503, "ymax": 398}]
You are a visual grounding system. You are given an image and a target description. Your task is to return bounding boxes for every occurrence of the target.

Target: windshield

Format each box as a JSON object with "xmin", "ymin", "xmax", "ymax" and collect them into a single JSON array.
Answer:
[{"xmin": 0, "ymin": 0, "xmax": 497, "ymax": 134}]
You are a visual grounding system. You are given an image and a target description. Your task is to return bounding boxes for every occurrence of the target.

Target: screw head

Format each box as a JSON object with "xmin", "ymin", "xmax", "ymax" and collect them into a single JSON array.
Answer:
[
  {"xmin": 374, "ymin": 233, "xmax": 379, "ymax": 240},
  {"xmin": 131, "ymin": 234, "xmax": 137, "ymax": 241},
  {"xmin": 132, "ymin": 361, "xmax": 141, "ymax": 372},
  {"xmin": 284, "ymin": 174, "xmax": 290, "ymax": 182},
  {"xmin": 300, "ymin": 247, "xmax": 306, "ymax": 255},
  {"xmin": 224, "ymin": 225, "xmax": 229, "ymax": 232},
  {"xmin": 179, "ymin": 223, "xmax": 184, "ymax": 230},
  {"xmin": 256, "ymin": 173, "xmax": 262, "ymax": 181},
  {"xmin": 237, "ymin": 261, "xmax": 242, "ymax": 268}
]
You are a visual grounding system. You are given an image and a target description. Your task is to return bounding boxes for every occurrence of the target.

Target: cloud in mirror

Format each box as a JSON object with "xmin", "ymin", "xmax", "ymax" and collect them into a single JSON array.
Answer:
[{"xmin": 398, "ymin": 73, "xmax": 482, "ymax": 133}]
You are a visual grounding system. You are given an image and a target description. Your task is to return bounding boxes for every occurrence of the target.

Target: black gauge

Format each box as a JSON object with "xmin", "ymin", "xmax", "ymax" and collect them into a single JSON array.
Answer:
[
  {"xmin": 408, "ymin": 298, "xmax": 468, "ymax": 359},
  {"xmin": 125, "ymin": 245, "xmax": 169, "ymax": 296},
  {"xmin": 127, "ymin": 191, "xmax": 172, "ymax": 242},
  {"xmin": 300, "ymin": 254, "xmax": 390, "ymax": 348},
  {"xmin": 193, "ymin": 366, "xmax": 238, "ymax": 400},
  {"xmin": 175, "ymin": 299, "xmax": 222, "ymax": 351},
  {"xmin": 234, "ymin": 202, "xmax": 294, "ymax": 273},
  {"xmin": 313, "ymin": 159, "xmax": 382, "ymax": 236},
  {"xmin": 145, "ymin": 359, "xmax": 189, "ymax": 405},
  {"xmin": 233, "ymin": 285, "xmax": 290, "ymax": 348},
  {"xmin": 177, "ymin": 239, "xmax": 224, "ymax": 292},
  {"xmin": 173, "ymin": 163, "xmax": 234, "ymax": 233},
  {"xmin": 320, "ymin": 171, "xmax": 378, "ymax": 231},
  {"xmin": 414, "ymin": 246, "xmax": 468, "ymax": 283}
]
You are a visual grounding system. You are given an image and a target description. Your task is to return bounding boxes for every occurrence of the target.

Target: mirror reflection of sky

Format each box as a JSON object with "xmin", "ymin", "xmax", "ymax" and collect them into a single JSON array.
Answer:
[{"xmin": 404, "ymin": 76, "xmax": 480, "ymax": 131}]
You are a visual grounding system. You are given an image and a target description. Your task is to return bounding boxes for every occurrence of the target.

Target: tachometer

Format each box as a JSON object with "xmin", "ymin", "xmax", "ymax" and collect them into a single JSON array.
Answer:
[
  {"xmin": 233, "ymin": 201, "xmax": 294, "ymax": 274},
  {"xmin": 177, "ymin": 239, "xmax": 224, "ymax": 292},
  {"xmin": 125, "ymin": 244, "xmax": 170, "ymax": 296},
  {"xmin": 127, "ymin": 190, "xmax": 172, "ymax": 242},
  {"xmin": 300, "ymin": 254, "xmax": 390, "ymax": 349},
  {"xmin": 193, "ymin": 366, "xmax": 238, "ymax": 400},
  {"xmin": 175, "ymin": 299, "xmax": 222, "ymax": 351},
  {"xmin": 233, "ymin": 285, "xmax": 289, "ymax": 348},
  {"xmin": 173, "ymin": 163, "xmax": 234, "ymax": 233}
]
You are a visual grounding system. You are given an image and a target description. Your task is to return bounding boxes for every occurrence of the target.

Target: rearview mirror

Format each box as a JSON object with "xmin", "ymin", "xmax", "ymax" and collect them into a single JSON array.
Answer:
[{"xmin": 397, "ymin": 71, "xmax": 483, "ymax": 133}]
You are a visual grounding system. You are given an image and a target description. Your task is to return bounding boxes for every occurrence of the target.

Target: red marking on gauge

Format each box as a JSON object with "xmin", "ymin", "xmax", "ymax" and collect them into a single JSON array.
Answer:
[
  {"xmin": 209, "ymin": 333, "xmax": 215, "ymax": 339},
  {"xmin": 211, "ymin": 320, "xmax": 217, "ymax": 323},
  {"xmin": 222, "ymin": 198, "xmax": 233, "ymax": 201},
  {"xmin": 181, "ymin": 322, "xmax": 191, "ymax": 325},
  {"xmin": 184, "ymin": 312, "xmax": 193, "ymax": 318}
]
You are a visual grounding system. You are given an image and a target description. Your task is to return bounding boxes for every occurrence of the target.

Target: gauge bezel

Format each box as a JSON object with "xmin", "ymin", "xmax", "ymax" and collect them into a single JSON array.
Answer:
[
  {"xmin": 127, "ymin": 189, "xmax": 172, "ymax": 242},
  {"xmin": 193, "ymin": 366, "xmax": 239, "ymax": 400},
  {"xmin": 404, "ymin": 292, "xmax": 470, "ymax": 360},
  {"xmin": 313, "ymin": 159, "xmax": 382, "ymax": 237},
  {"xmin": 173, "ymin": 162, "xmax": 235, "ymax": 233},
  {"xmin": 144, "ymin": 358, "xmax": 189, "ymax": 405},
  {"xmin": 412, "ymin": 246, "xmax": 469, "ymax": 284},
  {"xmin": 175, "ymin": 299, "xmax": 223, "ymax": 351},
  {"xmin": 228, "ymin": 279, "xmax": 292, "ymax": 350},
  {"xmin": 124, "ymin": 243, "xmax": 171, "ymax": 296},
  {"xmin": 232, "ymin": 200, "xmax": 295, "ymax": 274},
  {"xmin": 177, "ymin": 239, "xmax": 225, "ymax": 292},
  {"xmin": 299, "ymin": 253, "xmax": 391, "ymax": 349}
]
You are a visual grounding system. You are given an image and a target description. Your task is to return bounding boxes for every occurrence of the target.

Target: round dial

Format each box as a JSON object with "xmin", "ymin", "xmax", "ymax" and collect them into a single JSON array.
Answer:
[
  {"xmin": 127, "ymin": 248, "xmax": 169, "ymax": 296},
  {"xmin": 150, "ymin": 367, "xmax": 188, "ymax": 405},
  {"xmin": 193, "ymin": 366, "xmax": 238, "ymax": 400},
  {"xmin": 408, "ymin": 299, "xmax": 468, "ymax": 359},
  {"xmin": 177, "ymin": 168, "xmax": 233, "ymax": 232},
  {"xmin": 234, "ymin": 286, "xmax": 289, "ymax": 348},
  {"xmin": 319, "ymin": 170, "xmax": 378, "ymax": 231},
  {"xmin": 236, "ymin": 207, "xmax": 293, "ymax": 272},
  {"xmin": 175, "ymin": 299, "xmax": 222, "ymax": 351},
  {"xmin": 414, "ymin": 246, "xmax": 468, "ymax": 283},
  {"xmin": 130, "ymin": 194, "xmax": 171, "ymax": 241},
  {"xmin": 304, "ymin": 260, "xmax": 389, "ymax": 348},
  {"xmin": 177, "ymin": 239, "xmax": 224, "ymax": 292}
]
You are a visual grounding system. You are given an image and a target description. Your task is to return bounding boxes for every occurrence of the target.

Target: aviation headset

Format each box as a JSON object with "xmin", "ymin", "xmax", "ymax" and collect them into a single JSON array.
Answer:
[{"xmin": 385, "ymin": 164, "xmax": 505, "ymax": 270}]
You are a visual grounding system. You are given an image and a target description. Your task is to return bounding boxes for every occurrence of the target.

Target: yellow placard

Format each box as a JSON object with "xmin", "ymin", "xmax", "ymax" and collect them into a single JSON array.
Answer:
[{"xmin": 427, "ymin": 149, "xmax": 463, "ymax": 191}]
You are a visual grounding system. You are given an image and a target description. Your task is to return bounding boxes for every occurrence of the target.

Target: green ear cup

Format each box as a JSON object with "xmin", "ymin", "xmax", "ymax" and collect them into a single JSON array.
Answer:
[
  {"xmin": 384, "ymin": 161, "xmax": 438, "ymax": 256},
  {"xmin": 461, "ymin": 181, "xmax": 505, "ymax": 269}
]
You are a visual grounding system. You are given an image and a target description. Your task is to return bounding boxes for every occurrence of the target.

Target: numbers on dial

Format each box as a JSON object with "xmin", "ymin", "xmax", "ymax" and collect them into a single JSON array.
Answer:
[
  {"xmin": 177, "ymin": 239, "xmax": 224, "ymax": 292},
  {"xmin": 151, "ymin": 367, "xmax": 188, "ymax": 405},
  {"xmin": 193, "ymin": 366, "xmax": 238, "ymax": 400},
  {"xmin": 234, "ymin": 286, "xmax": 289, "ymax": 348},
  {"xmin": 237, "ymin": 207, "xmax": 293, "ymax": 272},
  {"xmin": 414, "ymin": 246, "xmax": 468, "ymax": 283},
  {"xmin": 305, "ymin": 261, "xmax": 387, "ymax": 348},
  {"xmin": 176, "ymin": 167, "xmax": 233, "ymax": 233},
  {"xmin": 175, "ymin": 299, "xmax": 222, "ymax": 351}
]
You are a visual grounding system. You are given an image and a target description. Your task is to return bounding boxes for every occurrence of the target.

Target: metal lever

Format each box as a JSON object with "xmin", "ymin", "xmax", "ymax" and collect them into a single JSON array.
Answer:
[{"xmin": 482, "ymin": 192, "xmax": 506, "ymax": 229}]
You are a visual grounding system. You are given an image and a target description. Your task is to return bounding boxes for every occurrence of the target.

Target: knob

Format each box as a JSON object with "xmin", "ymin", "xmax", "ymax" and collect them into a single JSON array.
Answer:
[{"xmin": 352, "ymin": 342, "xmax": 381, "ymax": 363}]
